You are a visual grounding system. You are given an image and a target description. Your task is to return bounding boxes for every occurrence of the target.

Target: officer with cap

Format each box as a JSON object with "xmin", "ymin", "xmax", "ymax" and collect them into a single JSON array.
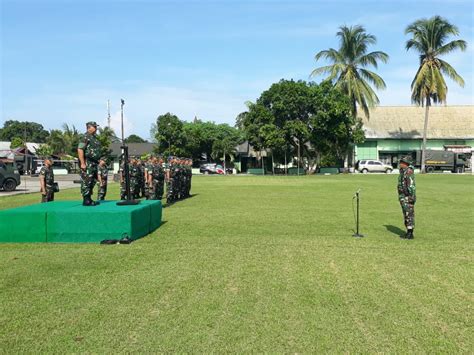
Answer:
[
  {"xmin": 39, "ymin": 156, "xmax": 55, "ymax": 203},
  {"xmin": 77, "ymin": 121, "xmax": 101, "ymax": 206},
  {"xmin": 397, "ymin": 156, "xmax": 416, "ymax": 239},
  {"xmin": 97, "ymin": 157, "xmax": 108, "ymax": 201}
]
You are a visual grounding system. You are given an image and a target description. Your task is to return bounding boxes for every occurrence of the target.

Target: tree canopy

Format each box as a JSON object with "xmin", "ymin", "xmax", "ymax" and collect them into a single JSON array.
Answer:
[{"xmin": 0, "ymin": 120, "xmax": 50, "ymax": 143}]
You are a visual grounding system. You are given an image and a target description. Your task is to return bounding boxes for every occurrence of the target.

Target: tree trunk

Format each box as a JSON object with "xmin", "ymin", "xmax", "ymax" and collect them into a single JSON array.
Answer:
[
  {"xmin": 224, "ymin": 151, "xmax": 226, "ymax": 175},
  {"xmin": 271, "ymin": 151, "xmax": 275, "ymax": 175},
  {"xmin": 261, "ymin": 150, "xmax": 265, "ymax": 175},
  {"xmin": 421, "ymin": 99, "xmax": 430, "ymax": 173},
  {"xmin": 297, "ymin": 139, "xmax": 301, "ymax": 176},
  {"xmin": 284, "ymin": 151, "xmax": 287, "ymax": 175}
]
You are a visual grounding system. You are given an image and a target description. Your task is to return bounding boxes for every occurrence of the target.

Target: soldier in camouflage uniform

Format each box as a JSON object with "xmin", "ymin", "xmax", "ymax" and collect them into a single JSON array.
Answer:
[
  {"xmin": 143, "ymin": 156, "xmax": 152, "ymax": 200},
  {"xmin": 166, "ymin": 157, "xmax": 175, "ymax": 204},
  {"xmin": 129, "ymin": 157, "xmax": 141, "ymax": 199},
  {"xmin": 77, "ymin": 121, "xmax": 101, "ymax": 206},
  {"xmin": 97, "ymin": 158, "xmax": 108, "ymax": 201},
  {"xmin": 397, "ymin": 156, "xmax": 416, "ymax": 239},
  {"xmin": 138, "ymin": 158, "xmax": 146, "ymax": 198},
  {"xmin": 39, "ymin": 157, "xmax": 55, "ymax": 203},
  {"xmin": 185, "ymin": 158, "xmax": 192, "ymax": 198},
  {"xmin": 147, "ymin": 156, "xmax": 165, "ymax": 200},
  {"xmin": 119, "ymin": 160, "xmax": 127, "ymax": 200}
]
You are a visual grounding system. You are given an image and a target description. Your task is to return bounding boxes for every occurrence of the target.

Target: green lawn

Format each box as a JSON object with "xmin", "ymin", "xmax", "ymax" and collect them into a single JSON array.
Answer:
[{"xmin": 0, "ymin": 175, "xmax": 473, "ymax": 352}]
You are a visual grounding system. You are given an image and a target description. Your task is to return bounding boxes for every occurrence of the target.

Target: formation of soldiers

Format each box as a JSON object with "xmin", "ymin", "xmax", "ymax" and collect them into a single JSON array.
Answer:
[{"xmin": 119, "ymin": 155, "xmax": 193, "ymax": 204}]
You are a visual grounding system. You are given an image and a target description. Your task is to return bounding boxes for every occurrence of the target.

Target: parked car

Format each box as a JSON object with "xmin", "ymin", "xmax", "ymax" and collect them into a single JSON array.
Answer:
[
  {"xmin": 0, "ymin": 161, "xmax": 21, "ymax": 192},
  {"xmin": 356, "ymin": 160, "xmax": 393, "ymax": 174},
  {"xmin": 200, "ymin": 163, "xmax": 225, "ymax": 175}
]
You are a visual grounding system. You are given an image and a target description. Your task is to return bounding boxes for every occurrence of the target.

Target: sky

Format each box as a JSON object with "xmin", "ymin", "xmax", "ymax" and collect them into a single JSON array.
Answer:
[{"xmin": 1, "ymin": 0, "xmax": 473, "ymax": 140}]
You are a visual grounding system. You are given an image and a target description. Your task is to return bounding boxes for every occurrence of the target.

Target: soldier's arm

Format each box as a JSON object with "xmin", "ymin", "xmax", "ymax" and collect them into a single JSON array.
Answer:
[
  {"xmin": 39, "ymin": 170, "xmax": 46, "ymax": 194},
  {"xmin": 77, "ymin": 136, "xmax": 88, "ymax": 169},
  {"xmin": 98, "ymin": 171, "xmax": 103, "ymax": 185}
]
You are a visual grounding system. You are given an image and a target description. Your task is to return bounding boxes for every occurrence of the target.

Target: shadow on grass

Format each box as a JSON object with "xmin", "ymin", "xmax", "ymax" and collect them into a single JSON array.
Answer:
[
  {"xmin": 384, "ymin": 224, "xmax": 405, "ymax": 237},
  {"xmin": 163, "ymin": 194, "xmax": 199, "ymax": 208}
]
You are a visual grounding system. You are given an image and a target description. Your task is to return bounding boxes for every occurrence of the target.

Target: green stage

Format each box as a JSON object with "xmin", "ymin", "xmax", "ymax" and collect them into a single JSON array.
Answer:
[{"xmin": 0, "ymin": 200, "xmax": 162, "ymax": 243}]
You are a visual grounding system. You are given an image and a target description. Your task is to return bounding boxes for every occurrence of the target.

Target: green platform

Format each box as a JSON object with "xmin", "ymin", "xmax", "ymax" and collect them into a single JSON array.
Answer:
[{"xmin": 0, "ymin": 200, "xmax": 162, "ymax": 243}]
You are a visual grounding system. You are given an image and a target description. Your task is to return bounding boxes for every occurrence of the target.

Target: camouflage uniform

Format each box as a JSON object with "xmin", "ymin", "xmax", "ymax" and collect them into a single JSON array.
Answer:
[
  {"xmin": 129, "ymin": 161, "xmax": 141, "ymax": 199},
  {"xmin": 119, "ymin": 162, "xmax": 127, "ymax": 200},
  {"xmin": 40, "ymin": 165, "xmax": 55, "ymax": 203},
  {"xmin": 149, "ymin": 160, "xmax": 165, "ymax": 200},
  {"xmin": 166, "ymin": 161, "xmax": 175, "ymax": 203},
  {"xmin": 97, "ymin": 164, "xmax": 108, "ymax": 200},
  {"xmin": 78, "ymin": 132, "xmax": 101, "ymax": 199},
  {"xmin": 138, "ymin": 160, "xmax": 146, "ymax": 198},
  {"xmin": 398, "ymin": 164, "xmax": 416, "ymax": 230}
]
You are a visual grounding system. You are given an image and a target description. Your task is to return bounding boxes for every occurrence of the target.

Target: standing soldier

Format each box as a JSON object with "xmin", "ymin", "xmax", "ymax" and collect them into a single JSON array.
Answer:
[
  {"xmin": 77, "ymin": 121, "xmax": 101, "ymax": 206},
  {"xmin": 119, "ymin": 159, "xmax": 127, "ymax": 200},
  {"xmin": 397, "ymin": 156, "xmax": 416, "ymax": 239},
  {"xmin": 129, "ymin": 157, "xmax": 141, "ymax": 199},
  {"xmin": 138, "ymin": 158, "xmax": 146, "ymax": 198},
  {"xmin": 97, "ymin": 158, "xmax": 108, "ymax": 201},
  {"xmin": 166, "ymin": 157, "xmax": 175, "ymax": 204},
  {"xmin": 148, "ymin": 156, "xmax": 165, "ymax": 200},
  {"xmin": 186, "ymin": 158, "xmax": 192, "ymax": 198},
  {"xmin": 39, "ymin": 157, "xmax": 55, "ymax": 203}
]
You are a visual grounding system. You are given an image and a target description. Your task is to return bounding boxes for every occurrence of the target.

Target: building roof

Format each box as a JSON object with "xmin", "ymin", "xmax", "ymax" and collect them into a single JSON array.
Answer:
[
  {"xmin": 110, "ymin": 142, "xmax": 158, "ymax": 157},
  {"xmin": 359, "ymin": 106, "xmax": 474, "ymax": 139}
]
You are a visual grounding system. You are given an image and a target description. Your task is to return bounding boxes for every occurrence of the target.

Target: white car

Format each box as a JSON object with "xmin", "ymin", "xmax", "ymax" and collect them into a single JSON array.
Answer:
[{"xmin": 357, "ymin": 160, "xmax": 393, "ymax": 174}]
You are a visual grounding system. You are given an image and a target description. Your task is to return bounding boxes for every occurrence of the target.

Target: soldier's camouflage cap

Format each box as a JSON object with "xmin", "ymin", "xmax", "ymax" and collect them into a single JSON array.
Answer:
[
  {"xmin": 399, "ymin": 156, "xmax": 412, "ymax": 165},
  {"xmin": 86, "ymin": 121, "xmax": 99, "ymax": 127}
]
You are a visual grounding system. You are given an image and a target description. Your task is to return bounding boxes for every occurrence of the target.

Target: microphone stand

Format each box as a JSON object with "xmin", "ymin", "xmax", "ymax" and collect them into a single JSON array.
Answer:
[
  {"xmin": 117, "ymin": 99, "xmax": 140, "ymax": 206},
  {"xmin": 352, "ymin": 189, "xmax": 364, "ymax": 237}
]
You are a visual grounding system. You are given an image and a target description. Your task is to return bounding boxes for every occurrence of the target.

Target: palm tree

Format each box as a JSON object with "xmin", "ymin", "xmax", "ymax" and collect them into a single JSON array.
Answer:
[
  {"xmin": 405, "ymin": 16, "xmax": 467, "ymax": 173},
  {"xmin": 311, "ymin": 25, "xmax": 389, "ymax": 118}
]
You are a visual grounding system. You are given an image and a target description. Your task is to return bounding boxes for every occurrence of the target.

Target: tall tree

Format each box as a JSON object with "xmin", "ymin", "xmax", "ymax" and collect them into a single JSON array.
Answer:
[
  {"xmin": 0, "ymin": 120, "xmax": 50, "ymax": 142},
  {"xmin": 125, "ymin": 134, "xmax": 147, "ymax": 143},
  {"xmin": 311, "ymin": 25, "xmax": 389, "ymax": 118},
  {"xmin": 405, "ymin": 16, "xmax": 467, "ymax": 173},
  {"xmin": 97, "ymin": 126, "xmax": 117, "ymax": 159},
  {"xmin": 153, "ymin": 113, "xmax": 186, "ymax": 156}
]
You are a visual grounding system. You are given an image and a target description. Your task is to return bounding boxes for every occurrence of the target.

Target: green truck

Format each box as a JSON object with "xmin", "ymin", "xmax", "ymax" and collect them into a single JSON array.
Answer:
[
  {"xmin": 0, "ymin": 161, "xmax": 21, "ymax": 191},
  {"xmin": 415, "ymin": 150, "xmax": 469, "ymax": 173}
]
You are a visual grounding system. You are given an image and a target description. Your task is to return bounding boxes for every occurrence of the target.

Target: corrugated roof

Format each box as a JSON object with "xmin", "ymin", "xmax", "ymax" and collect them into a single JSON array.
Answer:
[{"xmin": 359, "ymin": 106, "xmax": 474, "ymax": 139}]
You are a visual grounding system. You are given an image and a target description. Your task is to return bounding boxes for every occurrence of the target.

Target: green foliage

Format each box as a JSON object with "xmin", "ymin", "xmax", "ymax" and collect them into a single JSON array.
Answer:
[
  {"xmin": 405, "ymin": 16, "xmax": 467, "ymax": 106},
  {"xmin": 96, "ymin": 127, "xmax": 117, "ymax": 159},
  {"xmin": 240, "ymin": 80, "xmax": 362, "ymax": 169},
  {"xmin": 125, "ymin": 134, "xmax": 147, "ymax": 143},
  {"xmin": 152, "ymin": 113, "xmax": 186, "ymax": 156},
  {"xmin": 46, "ymin": 124, "xmax": 83, "ymax": 157},
  {"xmin": 312, "ymin": 25, "xmax": 389, "ymax": 118},
  {"xmin": 0, "ymin": 175, "xmax": 473, "ymax": 352},
  {"xmin": 10, "ymin": 137, "xmax": 25, "ymax": 149},
  {"xmin": 0, "ymin": 120, "xmax": 50, "ymax": 143},
  {"xmin": 35, "ymin": 144, "xmax": 54, "ymax": 158}
]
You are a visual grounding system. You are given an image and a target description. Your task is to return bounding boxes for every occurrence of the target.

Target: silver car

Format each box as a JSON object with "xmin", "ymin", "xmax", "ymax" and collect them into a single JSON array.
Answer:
[{"xmin": 357, "ymin": 160, "xmax": 393, "ymax": 174}]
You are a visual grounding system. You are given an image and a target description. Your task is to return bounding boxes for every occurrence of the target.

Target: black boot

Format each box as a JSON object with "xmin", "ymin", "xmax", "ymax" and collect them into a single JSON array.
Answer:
[
  {"xmin": 82, "ymin": 197, "xmax": 91, "ymax": 206},
  {"xmin": 406, "ymin": 229, "xmax": 414, "ymax": 239}
]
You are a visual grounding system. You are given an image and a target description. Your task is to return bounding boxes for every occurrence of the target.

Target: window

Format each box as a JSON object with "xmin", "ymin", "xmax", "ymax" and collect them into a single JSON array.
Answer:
[
  {"xmin": 368, "ymin": 161, "xmax": 376, "ymax": 165},
  {"xmin": 374, "ymin": 162, "xmax": 382, "ymax": 165}
]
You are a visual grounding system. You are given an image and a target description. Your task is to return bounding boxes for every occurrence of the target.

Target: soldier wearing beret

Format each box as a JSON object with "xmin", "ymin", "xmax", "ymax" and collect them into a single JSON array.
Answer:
[
  {"xmin": 77, "ymin": 121, "xmax": 101, "ymax": 206},
  {"xmin": 397, "ymin": 156, "xmax": 416, "ymax": 239}
]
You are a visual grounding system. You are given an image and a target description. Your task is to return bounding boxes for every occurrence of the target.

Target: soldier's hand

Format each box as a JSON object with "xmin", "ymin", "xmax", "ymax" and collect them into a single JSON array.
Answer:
[{"xmin": 81, "ymin": 162, "xmax": 86, "ymax": 170}]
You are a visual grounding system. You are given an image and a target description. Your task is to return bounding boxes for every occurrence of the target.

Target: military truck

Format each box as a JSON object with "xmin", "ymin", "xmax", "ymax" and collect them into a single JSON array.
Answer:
[
  {"xmin": 0, "ymin": 161, "xmax": 21, "ymax": 191},
  {"xmin": 415, "ymin": 150, "xmax": 468, "ymax": 173}
]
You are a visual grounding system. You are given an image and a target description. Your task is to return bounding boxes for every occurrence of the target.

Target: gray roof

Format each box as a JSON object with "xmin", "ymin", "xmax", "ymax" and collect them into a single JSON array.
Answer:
[
  {"xmin": 359, "ymin": 105, "xmax": 474, "ymax": 139},
  {"xmin": 110, "ymin": 142, "xmax": 158, "ymax": 157}
]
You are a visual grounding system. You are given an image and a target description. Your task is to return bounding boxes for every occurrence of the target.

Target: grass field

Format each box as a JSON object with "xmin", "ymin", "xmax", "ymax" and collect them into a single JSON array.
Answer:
[{"xmin": 0, "ymin": 174, "xmax": 473, "ymax": 352}]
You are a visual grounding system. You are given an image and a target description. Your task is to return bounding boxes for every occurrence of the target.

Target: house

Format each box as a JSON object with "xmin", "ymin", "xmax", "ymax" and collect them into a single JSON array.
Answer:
[{"xmin": 355, "ymin": 106, "xmax": 474, "ymax": 168}]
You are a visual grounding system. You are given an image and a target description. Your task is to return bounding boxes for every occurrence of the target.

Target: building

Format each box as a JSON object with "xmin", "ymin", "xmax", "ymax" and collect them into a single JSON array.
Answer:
[{"xmin": 354, "ymin": 106, "xmax": 474, "ymax": 168}]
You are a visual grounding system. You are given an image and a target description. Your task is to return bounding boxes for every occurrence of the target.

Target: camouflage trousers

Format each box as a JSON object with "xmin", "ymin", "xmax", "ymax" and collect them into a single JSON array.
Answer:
[
  {"xmin": 120, "ymin": 183, "xmax": 127, "ymax": 200},
  {"xmin": 149, "ymin": 180, "xmax": 164, "ymax": 200},
  {"xmin": 166, "ymin": 179, "xmax": 175, "ymax": 202},
  {"xmin": 41, "ymin": 188, "xmax": 55, "ymax": 203},
  {"xmin": 130, "ymin": 179, "xmax": 140, "ymax": 199},
  {"xmin": 97, "ymin": 182, "xmax": 107, "ymax": 200},
  {"xmin": 80, "ymin": 162, "xmax": 98, "ymax": 198},
  {"xmin": 399, "ymin": 196, "xmax": 415, "ymax": 229}
]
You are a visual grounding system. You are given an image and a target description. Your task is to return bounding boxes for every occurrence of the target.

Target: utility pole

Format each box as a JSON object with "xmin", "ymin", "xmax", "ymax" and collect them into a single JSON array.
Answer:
[{"xmin": 107, "ymin": 100, "xmax": 111, "ymax": 128}]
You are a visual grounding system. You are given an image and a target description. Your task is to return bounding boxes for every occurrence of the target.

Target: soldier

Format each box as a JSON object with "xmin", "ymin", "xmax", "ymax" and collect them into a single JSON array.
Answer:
[
  {"xmin": 138, "ymin": 158, "xmax": 146, "ymax": 198},
  {"xmin": 129, "ymin": 157, "xmax": 141, "ymax": 199},
  {"xmin": 186, "ymin": 158, "xmax": 193, "ymax": 197},
  {"xmin": 39, "ymin": 157, "xmax": 55, "ymax": 203},
  {"xmin": 77, "ymin": 121, "xmax": 101, "ymax": 206},
  {"xmin": 144, "ymin": 155, "xmax": 153, "ymax": 200},
  {"xmin": 148, "ymin": 156, "xmax": 165, "ymax": 200},
  {"xmin": 97, "ymin": 158, "xmax": 108, "ymax": 201},
  {"xmin": 397, "ymin": 156, "xmax": 416, "ymax": 239},
  {"xmin": 119, "ymin": 159, "xmax": 127, "ymax": 200},
  {"xmin": 166, "ymin": 157, "xmax": 175, "ymax": 204}
]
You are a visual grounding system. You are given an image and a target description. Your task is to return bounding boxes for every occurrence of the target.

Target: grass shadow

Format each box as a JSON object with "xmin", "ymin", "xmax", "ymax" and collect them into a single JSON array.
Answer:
[{"xmin": 384, "ymin": 224, "xmax": 405, "ymax": 237}]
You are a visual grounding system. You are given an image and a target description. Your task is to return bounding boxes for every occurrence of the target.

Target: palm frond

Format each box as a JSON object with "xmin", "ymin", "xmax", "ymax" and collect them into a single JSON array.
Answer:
[
  {"xmin": 358, "ymin": 69, "xmax": 387, "ymax": 90},
  {"xmin": 438, "ymin": 59, "xmax": 465, "ymax": 87},
  {"xmin": 436, "ymin": 39, "xmax": 468, "ymax": 56}
]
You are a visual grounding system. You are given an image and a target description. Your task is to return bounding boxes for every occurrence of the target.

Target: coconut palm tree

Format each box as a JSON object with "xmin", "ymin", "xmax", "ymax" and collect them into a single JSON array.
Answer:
[
  {"xmin": 311, "ymin": 25, "xmax": 389, "ymax": 118},
  {"xmin": 405, "ymin": 16, "xmax": 467, "ymax": 173}
]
